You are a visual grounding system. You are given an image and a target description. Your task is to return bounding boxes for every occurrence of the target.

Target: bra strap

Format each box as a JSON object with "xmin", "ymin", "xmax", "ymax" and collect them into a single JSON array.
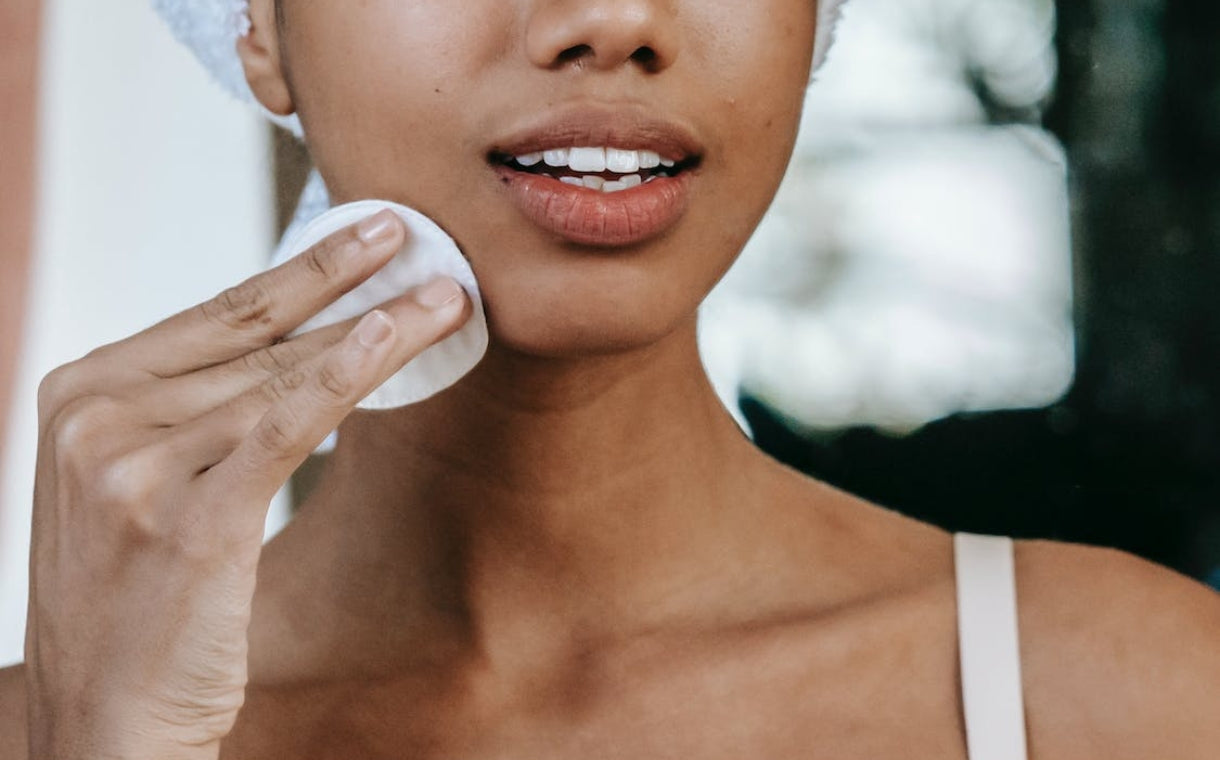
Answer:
[{"xmin": 954, "ymin": 533, "xmax": 1030, "ymax": 760}]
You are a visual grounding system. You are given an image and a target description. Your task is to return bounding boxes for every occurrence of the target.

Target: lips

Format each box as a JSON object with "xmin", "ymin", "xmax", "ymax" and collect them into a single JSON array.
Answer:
[{"xmin": 487, "ymin": 106, "xmax": 704, "ymax": 248}]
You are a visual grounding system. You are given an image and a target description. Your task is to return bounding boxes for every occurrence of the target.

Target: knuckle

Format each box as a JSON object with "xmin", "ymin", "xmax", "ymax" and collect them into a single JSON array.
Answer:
[
  {"xmin": 37, "ymin": 361, "xmax": 90, "ymax": 419},
  {"xmin": 239, "ymin": 350, "xmax": 272, "ymax": 377},
  {"xmin": 302, "ymin": 238, "xmax": 348, "ymax": 280},
  {"xmin": 262, "ymin": 366, "xmax": 309, "ymax": 403},
  {"xmin": 48, "ymin": 396, "xmax": 119, "ymax": 455},
  {"xmin": 81, "ymin": 341, "xmax": 124, "ymax": 363},
  {"xmin": 315, "ymin": 361, "xmax": 355, "ymax": 401},
  {"xmin": 115, "ymin": 506, "xmax": 164, "ymax": 548},
  {"xmin": 252, "ymin": 411, "xmax": 300, "ymax": 458},
  {"xmin": 241, "ymin": 342, "xmax": 299, "ymax": 377},
  {"xmin": 201, "ymin": 280, "xmax": 274, "ymax": 331},
  {"xmin": 94, "ymin": 447, "xmax": 172, "ymax": 510}
]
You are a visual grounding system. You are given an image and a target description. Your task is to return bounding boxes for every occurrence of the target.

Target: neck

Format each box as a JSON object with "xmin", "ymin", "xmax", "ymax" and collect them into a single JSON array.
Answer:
[{"xmin": 254, "ymin": 320, "xmax": 804, "ymax": 680}]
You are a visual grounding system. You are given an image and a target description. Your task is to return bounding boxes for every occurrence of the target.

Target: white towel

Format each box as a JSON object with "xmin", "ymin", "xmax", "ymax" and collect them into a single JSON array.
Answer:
[{"xmin": 151, "ymin": 0, "xmax": 302, "ymax": 135}]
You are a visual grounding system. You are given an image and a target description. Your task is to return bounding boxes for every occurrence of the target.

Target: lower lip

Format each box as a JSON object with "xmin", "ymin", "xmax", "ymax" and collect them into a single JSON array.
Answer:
[{"xmin": 493, "ymin": 166, "xmax": 694, "ymax": 248}]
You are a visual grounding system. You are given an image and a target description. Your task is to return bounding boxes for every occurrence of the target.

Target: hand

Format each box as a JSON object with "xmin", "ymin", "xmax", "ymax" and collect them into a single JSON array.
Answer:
[{"xmin": 24, "ymin": 210, "xmax": 471, "ymax": 760}]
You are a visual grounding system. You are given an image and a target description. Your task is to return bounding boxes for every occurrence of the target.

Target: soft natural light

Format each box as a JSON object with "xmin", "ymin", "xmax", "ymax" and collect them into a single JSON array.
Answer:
[{"xmin": 701, "ymin": 0, "xmax": 1071, "ymax": 432}]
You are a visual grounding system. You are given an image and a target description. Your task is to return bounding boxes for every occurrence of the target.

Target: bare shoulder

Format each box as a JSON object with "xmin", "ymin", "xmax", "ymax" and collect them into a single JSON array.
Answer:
[
  {"xmin": 1014, "ymin": 539, "xmax": 1220, "ymax": 759},
  {"xmin": 0, "ymin": 664, "xmax": 27, "ymax": 760}
]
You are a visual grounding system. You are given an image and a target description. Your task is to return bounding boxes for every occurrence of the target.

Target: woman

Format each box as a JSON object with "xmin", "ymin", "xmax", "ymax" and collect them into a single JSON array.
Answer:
[{"xmin": 3, "ymin": 1, "xmax": 1219, "ymax": 757}]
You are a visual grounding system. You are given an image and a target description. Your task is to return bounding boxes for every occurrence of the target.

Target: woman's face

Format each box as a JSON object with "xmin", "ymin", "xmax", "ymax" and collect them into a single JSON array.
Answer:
[{"xmin": 265, "ymin": 1, "xmax": 818, "ymax": 357}]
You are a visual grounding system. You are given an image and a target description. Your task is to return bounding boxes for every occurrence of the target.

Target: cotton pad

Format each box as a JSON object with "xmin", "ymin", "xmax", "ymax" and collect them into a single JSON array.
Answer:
[{"xmin": 272, "ymin": 200, "xmax": 488, "ymax": 409}]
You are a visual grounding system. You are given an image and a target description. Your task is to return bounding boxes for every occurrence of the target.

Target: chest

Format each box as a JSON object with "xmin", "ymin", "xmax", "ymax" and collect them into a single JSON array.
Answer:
[{"xmin": 222, "ymin": 601, "xmax": 971, "ymax": 760}]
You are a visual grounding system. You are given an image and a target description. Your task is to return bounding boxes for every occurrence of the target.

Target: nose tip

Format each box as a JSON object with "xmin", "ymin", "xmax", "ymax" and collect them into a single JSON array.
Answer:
[{"xmin": 526, "ymin": 2, "xmax": 679, "ymax": 73}]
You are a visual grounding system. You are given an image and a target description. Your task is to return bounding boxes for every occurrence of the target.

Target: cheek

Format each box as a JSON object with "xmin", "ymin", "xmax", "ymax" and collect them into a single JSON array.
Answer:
[
  {"xmin": 282, "ymin": 3, "xmax": 505, "ymax": 203},
  {"xmin": 682, "ymin": 1, "xmax": 817, "ymax": 238},
  {"xmin": 279, "ymin": 0, "xmax": 816, "ymax": 357},
  {"xmin": 694, "ymin": 2, "xmax": 817, "ymax": 171}
]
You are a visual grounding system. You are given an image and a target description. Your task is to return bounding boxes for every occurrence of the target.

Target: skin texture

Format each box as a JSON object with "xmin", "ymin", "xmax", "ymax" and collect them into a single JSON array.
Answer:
[
  {"xmin": 4, "ymin": 1, "xmax": 1220, "ymax": 758},
  {"xmin": 276, "ymin": 5, "xmax": 807, "ymax": 359}
]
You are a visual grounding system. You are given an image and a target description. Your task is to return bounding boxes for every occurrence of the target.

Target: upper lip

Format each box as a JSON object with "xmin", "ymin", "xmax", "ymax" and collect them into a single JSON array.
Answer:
[{"xmin": 486, "ymin": 103, "xmax": 705, "ymax": 164}]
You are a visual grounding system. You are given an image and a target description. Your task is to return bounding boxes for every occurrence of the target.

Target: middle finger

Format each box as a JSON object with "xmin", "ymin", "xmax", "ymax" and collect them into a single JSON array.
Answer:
[{"xmin": 129, "ymin": 318, "xmax": 358, "ymax": 426}]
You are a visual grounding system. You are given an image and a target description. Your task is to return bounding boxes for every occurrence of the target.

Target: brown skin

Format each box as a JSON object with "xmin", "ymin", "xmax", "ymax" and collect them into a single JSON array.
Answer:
[
  {"xmin": 259, "ymin": 0, "xmax": 807, "ymax": 359},
  {"xmin": 4, "ymin": 0, "xmax": 1220, "ymax": 758}
]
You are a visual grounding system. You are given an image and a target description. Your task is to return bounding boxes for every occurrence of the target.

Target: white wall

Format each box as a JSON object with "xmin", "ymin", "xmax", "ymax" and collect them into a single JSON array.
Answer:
[{"xmin": 0, "ymin": 0, "xmax": 283, "ymax": 666}]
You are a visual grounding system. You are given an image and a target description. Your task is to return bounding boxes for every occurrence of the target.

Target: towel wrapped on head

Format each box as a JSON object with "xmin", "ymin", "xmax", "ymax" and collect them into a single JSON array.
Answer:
[{"xmin": 152, "ymin": 0, "xmax": 301, "ymax": 134}]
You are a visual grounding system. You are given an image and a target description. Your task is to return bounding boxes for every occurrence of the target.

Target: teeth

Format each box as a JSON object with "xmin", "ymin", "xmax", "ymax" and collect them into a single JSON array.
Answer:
[
  {"xmin": 568, "ymin": 147, "xmax": 607, "ymax": 173},
  {"xmin": 522, "ymin": 146, "xmax": 680, "ymax": 193},
  {"xmin": 601, "ymin": 175, "xmax": 642, "ymax": 193},
  {"xmin": 605, "ymin": 148, "xmax": 640, "ymax": 174},
  {"xmin": 551, "ymin": 172, "xmax": 648, "ymax": 193},
  {"xmin": 524, "ymin": 147, "xmax": 682, "ymax": 173}
]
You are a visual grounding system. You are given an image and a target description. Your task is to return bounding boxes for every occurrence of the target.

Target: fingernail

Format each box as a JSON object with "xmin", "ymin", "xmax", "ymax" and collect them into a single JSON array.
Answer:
[
  {"xmin": 414, "ymin": 277, "xmax": 465, "ymax": 310},
  {"xmin": 356, "ymin": 210, "xmax": 398, "ymax": 244},
  {"xmin": 355, "ymin": 310, "xmax": 394, "ymax": 347}
]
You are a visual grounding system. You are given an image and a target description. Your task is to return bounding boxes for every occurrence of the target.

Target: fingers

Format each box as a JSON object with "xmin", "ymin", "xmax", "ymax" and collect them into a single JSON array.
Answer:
[
  {"xmin": 134, "ymin": 319, "xmax": 357, "ymax": 425},
  {"xmin": 190, "ymin": 278, "xmax": 471, "ymax": 500},
  {"xmin": 110, "ymin": 210, "xmax": 407, "ymax": 378}
]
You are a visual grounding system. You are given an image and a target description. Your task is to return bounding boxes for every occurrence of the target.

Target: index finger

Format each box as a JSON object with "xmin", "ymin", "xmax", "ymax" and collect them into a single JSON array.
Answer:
[
  {"xmin": 109, "ymin": 210, "xmax": 406, "ymax": 378},
  {"xmin": 205, "ymin": 279, "xmax": 472, "ymax": 505}
]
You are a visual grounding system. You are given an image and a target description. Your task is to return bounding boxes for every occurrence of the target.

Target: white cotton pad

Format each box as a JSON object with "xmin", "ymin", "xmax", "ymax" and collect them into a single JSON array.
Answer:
[{"xmin": 272, "ymin": 200, "xmax": 488, "ymax": 409}]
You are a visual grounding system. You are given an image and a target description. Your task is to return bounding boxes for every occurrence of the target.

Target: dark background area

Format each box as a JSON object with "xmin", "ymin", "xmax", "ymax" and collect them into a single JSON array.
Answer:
[{"xmin": 746, "ymin": 0, "xmax": 1220, "ymax": 587}]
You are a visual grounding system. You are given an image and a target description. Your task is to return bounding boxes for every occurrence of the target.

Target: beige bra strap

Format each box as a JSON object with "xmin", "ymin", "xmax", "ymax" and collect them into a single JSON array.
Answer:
[{"xmin": 954, "ymin": 533, "xmax": 1030, "ymax": 760}]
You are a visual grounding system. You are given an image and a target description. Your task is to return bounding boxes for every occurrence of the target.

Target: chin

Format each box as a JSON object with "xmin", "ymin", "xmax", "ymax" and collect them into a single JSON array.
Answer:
[
  {"xmin": 477, "ymin": 272, "xmax": 698, "ymax": 360},
  {"xmin": 440, "ymin": 219, "xmax": 710, "ymax": 359}
]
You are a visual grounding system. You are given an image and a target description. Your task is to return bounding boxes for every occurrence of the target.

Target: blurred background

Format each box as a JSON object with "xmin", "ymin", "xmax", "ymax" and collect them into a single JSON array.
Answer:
[{"xmin": 1, "ymin": 0, "xmax": 1218, "ymax": 667}]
